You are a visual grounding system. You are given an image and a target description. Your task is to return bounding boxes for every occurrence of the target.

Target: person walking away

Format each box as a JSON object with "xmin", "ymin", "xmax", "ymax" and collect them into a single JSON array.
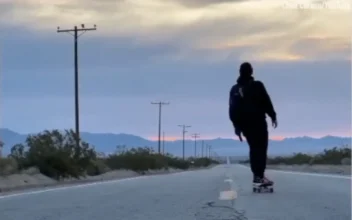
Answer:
[{"xmin": 228, "ymin": 62, "xmax": 278, "ymax": 186}]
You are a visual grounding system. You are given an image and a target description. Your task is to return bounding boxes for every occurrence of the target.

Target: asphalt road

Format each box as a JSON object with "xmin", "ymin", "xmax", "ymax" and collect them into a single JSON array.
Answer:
[{"xmin": 0, "ymin": 164, "xmax": 350, "ymax": 220}]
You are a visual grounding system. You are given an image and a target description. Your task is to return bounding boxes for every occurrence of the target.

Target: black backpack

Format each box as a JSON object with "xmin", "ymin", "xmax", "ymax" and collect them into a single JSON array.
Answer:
[
  {"xmin": 229, "ymin": 84, "xmax": 245, "ymax": 126},
  {"xmin": 229, "ymin": 81, "xmax": 255, "ymax": 128}
]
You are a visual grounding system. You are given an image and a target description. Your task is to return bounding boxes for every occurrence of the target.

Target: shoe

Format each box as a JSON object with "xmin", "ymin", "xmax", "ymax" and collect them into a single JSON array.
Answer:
[
  {"xmin": 252, "ymin": 176, "xmax": 262, "ymax": 185},
  {"xmin": 253, "ymin": 176, "xmax": 273, "ymax": 186},
  {"xmin": 262, "ymin": 176, "xmax": 274, "ymax": 185},
  {"xmin": 253, "ymin": 176, "xmax": 260, "ymax": 182}
]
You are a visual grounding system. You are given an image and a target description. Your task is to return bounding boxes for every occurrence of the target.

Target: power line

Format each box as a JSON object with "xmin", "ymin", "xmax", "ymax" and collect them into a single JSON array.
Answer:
[
  {"xmin": 57, "ymin": 24, "xmax": 97, "ymax": 148},
  {"xmin": 191, "ymin": 133, "xmax": 200, "ymax": 158},
  {"xmin": 151, "ymin": 101, "xmax": 169, "ymax": 154},
  {"xmin": 178, "ymin": 124, "xmax": 191, "ymax": 160}
]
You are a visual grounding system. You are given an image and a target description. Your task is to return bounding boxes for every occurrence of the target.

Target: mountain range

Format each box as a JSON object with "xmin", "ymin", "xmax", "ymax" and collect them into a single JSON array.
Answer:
[{"xmin": 0, "ymin": 128, "xmax": 350, "ymax": 157}]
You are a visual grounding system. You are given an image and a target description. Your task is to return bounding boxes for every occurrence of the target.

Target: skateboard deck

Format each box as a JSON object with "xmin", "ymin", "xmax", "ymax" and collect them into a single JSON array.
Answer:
[{"xmin": 253, "ymin": 183, "xmax": 274, "ymax": 193}]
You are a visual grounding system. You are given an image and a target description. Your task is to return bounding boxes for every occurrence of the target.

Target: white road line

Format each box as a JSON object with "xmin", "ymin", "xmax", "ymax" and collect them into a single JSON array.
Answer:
[
  {"xmin": 0, "ymin": 175, "xmax": 155, "ymax": 200},
  {"xmin": 237, "ymin": 164, "xmax": 351, "ymax": 179},
  {"xmin": 219, "ymin": 190, "xmax": 237, "ymax": 200},
  {"xmin": 224, "ymin": 178, "xmax": 233, "ymax": 183},
  {"xmin": 0, "ymin": 169, "xmax": 208, "ymax": 200},
  {"xmin": 221, "ymin": 157, "xmax": 238, "ymax": 202},
  {"xmin": 226, "ymin": 156, "xmax": 231, "ymax": 165}
]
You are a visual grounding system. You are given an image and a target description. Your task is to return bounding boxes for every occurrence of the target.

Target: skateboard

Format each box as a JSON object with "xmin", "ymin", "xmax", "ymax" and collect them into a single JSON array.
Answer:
[{"xmin": 252, "ymin": 182, "xmax": 274, "ymax": 193}]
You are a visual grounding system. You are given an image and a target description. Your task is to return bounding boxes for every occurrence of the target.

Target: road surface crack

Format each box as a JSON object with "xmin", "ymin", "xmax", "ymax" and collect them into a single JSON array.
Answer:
[{"xmin": 194, "ymin": 201, "xmax": 248, "ymax": 220}]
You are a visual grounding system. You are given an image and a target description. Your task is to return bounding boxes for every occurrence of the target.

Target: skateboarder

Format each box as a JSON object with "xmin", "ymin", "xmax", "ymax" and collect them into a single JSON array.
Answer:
[{"xmin": 228, "ymin": 62, "xmax": 278, "ymax": 186}]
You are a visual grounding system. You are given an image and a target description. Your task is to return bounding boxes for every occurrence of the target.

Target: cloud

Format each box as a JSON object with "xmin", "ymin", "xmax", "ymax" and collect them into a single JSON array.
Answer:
[
  {"xmin": 0, "ymin": 0, "xmax": 350, "ymax": 62},
  {"xmin": 166, "ymin": 0, "xmax": 248, "ymax": 8},
  {"xmin": 1, "ymin": 0, "xmax": 350, "ymax": 138}
]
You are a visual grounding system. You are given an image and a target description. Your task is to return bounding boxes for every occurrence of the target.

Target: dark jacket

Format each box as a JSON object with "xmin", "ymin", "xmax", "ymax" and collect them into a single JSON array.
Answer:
[{"xmin": 229, "ymin": 75, "xmax": 276, "ymax": 130}]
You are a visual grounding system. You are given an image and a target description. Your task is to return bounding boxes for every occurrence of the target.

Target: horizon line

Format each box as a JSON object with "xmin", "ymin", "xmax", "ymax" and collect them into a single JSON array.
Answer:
[
  {"xmin": 0, "ymin": 128, "xmax": 351, "ymax": 141},
  {"xmin": 147, "ymin": 135, "xmax": 352, "ymax": 142}
]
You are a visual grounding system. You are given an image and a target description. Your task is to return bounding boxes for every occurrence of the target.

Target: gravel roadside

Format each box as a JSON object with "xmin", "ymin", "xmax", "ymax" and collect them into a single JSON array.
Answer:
[
  {"xmin": 266, "ymin": 164, "xmax": 351, "ymax": 175},
  {"xmin": 242, "ymin": 164, "xmax": 351, "ymax": 175}
]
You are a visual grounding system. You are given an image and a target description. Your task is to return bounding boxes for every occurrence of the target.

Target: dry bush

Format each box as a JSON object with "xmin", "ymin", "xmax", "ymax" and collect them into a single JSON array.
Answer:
[{"xmin": 0, "ymin": 157, "xmax": 19, "ymax": 176}]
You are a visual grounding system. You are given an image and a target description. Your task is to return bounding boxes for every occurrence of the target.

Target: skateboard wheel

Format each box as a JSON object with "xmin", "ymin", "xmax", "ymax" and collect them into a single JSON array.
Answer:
[
  {"xmin": 253, "ymin": 187, "xmax": 256, "ymax": 193},
  {"xmin": 270, "ymin": 188, "xmax": 274, "ymax": 193}
]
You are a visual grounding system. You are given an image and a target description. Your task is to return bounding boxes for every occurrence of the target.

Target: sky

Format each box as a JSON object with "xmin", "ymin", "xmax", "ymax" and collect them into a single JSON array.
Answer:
[{"xmin": 0, "ymin": 0, "xmax": 351, "ymax": 140}]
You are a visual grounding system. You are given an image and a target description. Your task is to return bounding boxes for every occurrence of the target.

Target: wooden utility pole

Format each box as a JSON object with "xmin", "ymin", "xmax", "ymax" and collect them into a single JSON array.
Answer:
[
  {"xmin": 151, "ymin": 101, "xmax": 169, "ymax": 153},
  {"xmin": 191, "ymin": 133, "xmax": 200, "ymax": 158},
  {"xmin": 178, "ymin": 124, "xmax": 191, "ymax": 160},
  {"xmin": 57, "ymin": 24, "xmax": 97, "ymax": 148}
]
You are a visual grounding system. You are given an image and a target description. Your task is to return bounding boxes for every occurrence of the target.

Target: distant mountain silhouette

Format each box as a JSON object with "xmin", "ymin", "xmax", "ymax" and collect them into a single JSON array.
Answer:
[{"xmin": 0, "ymin": 128, "xmax": 350, "ymax": 157}]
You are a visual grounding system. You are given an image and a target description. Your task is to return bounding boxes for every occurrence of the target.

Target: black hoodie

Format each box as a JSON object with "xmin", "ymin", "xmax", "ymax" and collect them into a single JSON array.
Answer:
[{"xmin": 229, "ymin": 75, "xmax": 276, "ymax": 129}]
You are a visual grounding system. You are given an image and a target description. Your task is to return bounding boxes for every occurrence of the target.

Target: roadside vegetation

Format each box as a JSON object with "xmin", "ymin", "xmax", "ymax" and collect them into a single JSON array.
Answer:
[
  {"xmin": 0, "ymin": 129, "xmax": 219, "ymax": 179},
  {"xmin": 239, "ymin": 146, "xmax": 351, "ymax": 165}
]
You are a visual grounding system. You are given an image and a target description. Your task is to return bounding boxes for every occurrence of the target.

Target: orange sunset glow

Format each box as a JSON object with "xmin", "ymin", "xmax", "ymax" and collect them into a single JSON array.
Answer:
[
  {"xmin": 148, "ymin": 135, "xmax": 287, "ymax": 141},
  {"xmin": 148, "ymin": 136, "xmax": 180, "ymax": 141}
]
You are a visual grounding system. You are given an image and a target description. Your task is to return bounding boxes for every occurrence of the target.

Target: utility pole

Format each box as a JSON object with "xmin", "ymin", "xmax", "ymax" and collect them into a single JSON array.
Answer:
[
  {"xmin": 151, "ymin": 101, "xmax": 169, "ymax": 154},
  {"xmin": 0, "ymin": 140, "xmax": 3, "ymax": 158},
  {"xmin": 208, "ymin": 145, "xmax": 212, "ymax": 158},
  {"xmin": 201, "ymin": 140, "xmax": 204, "ymax": 158},
  {"xmin": 205, "ymin": 144, "xmax": 209, "ymax": 158},
  {"xmin": 178, "ymin": 124, "xmax": 191, "ymax": 160},
  {"xmin": 205, "ymin": 144, "xmax": 208, "ymax": 158},
  {"xmin": 57, "ymin": 24, "xmax": 97, "ymax": 148},
  {"xmin": 162, "ymin": 131, "xmax": 165, "ymax": 155},
  {"xmin": 191, "ymin": 133, "xmax": 200, "ymax": 158}
]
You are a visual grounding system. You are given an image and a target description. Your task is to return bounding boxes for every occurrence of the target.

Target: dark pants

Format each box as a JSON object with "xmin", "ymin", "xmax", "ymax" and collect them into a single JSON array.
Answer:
[{"xmin": 242, "ymin": 120, "xmax": 269, "ymax": 179}]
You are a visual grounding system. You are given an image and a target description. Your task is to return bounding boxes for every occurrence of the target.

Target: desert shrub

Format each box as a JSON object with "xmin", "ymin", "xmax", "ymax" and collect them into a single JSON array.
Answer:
[
  {"xmin": 9, "ymin": 129, "xmax": 97, "ymax": 180},
  {"xmin": 267, "ymin": 153, "xmax": 312, "ymax": 165},
  {"xmin": 0, "ymin": 157, "xmax": 18, "ymax": 176},
  {"xmin": 20, "ymin": 167, "xmax": 40, "ymax": 175},
  {"xmin": 104, "ymin": 147, "xmax": 167, "ymax": 172},
  {"xmin": 104, "ymin": 147, "xmax": 219, "ymax": 172},
  {"xmin": 238, "ymin": 159, "xmax": 250, "ymax": 164},
  {"xmin": 8, "ymin": 130, "xmax": 219, "ymax": 179},
  {"xmin": 86, "ymin": 159, "xmax": 111, "ymax": 176},
  {"xmin": 9, "ymin": 144, "xmax": 28, "ymax": 170},
  {"xmin": 340, "ymin": 157, "xmax": 351, "ymax": 165},
  {"xmin": 313, "ymin": 146, "xmax": 351, "ymax": 164},
  {"xmin": 267, "ymin": 146, "xmax": 351, "ymax": 165},
  {"xmin": 165, "ymin": 155, "xmax": 190, "ymax": 170},
  {"xmin": 189, "ymin": 157, "xmax": 218, "ymax": 167}
]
